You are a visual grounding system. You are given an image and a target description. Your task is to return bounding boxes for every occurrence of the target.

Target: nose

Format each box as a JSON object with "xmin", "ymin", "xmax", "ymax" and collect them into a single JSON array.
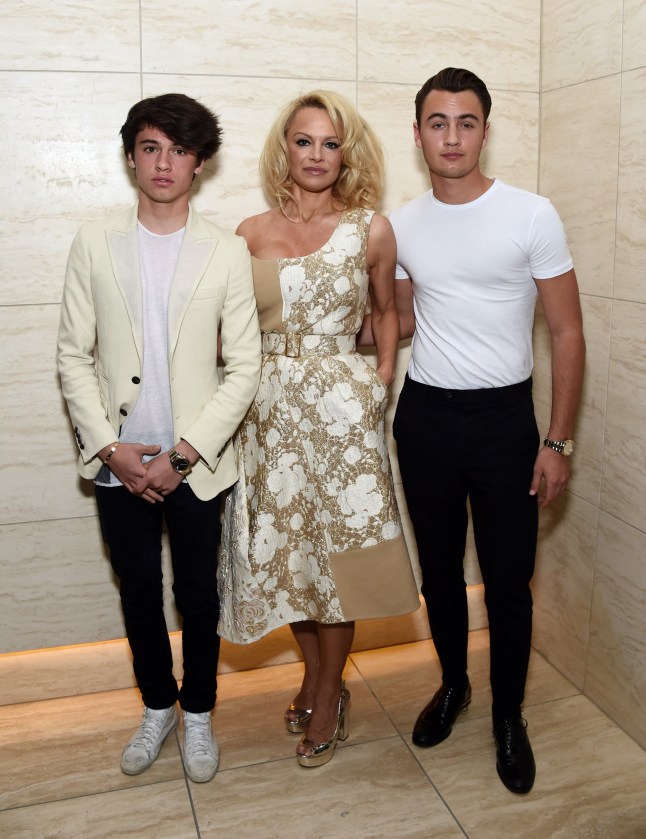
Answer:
[
  {"xmin": 309, "ymin": 144, "xmax": 324, "ymax": 161},
  {"xmin": 445, "ymin": 123, "xmax": 460, "ymax": 146},
  {"xmin": 155, "ymin": 151, "xmax": 171, "ymax": 171}
]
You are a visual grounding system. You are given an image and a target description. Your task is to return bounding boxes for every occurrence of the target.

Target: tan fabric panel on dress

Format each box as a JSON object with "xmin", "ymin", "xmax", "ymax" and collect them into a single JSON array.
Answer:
[
  {"xmin": 329, "ymin": 534, "xmax": 420, "ymax": 621},
  {"xmin": 252, "ymin": 257, "xmax": 284, "ymax": 332}
]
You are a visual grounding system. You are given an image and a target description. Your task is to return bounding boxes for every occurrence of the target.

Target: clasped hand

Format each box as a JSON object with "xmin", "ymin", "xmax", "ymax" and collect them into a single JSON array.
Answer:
[{"xmin": 103, "ymin": 442, "xmax": 183, "ymax": 504}]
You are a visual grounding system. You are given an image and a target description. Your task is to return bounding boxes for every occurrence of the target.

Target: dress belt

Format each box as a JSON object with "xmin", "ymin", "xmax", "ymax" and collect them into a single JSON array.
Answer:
[{"xmin": 262, "ymin": 332, "xmax": 356, "ymax": 358}]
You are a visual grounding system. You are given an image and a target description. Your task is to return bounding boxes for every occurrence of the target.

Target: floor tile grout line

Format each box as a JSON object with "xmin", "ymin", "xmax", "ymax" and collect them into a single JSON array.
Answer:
[{"xmin": 348, "ymin": 651, "xmax": 470, "ymax": 838}]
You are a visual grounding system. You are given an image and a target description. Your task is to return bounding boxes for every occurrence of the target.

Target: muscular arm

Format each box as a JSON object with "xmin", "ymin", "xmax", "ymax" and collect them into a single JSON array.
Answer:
[
  {"xmin": 357, "ymin": 273, "xmax": 415, "ymax": 345},
  {"xmin": 530, "ymin": 268, "xmax": 586, "ymax": 507},
  {"xmin": 364, "ymin": 215, "xmax": 399, "ymax": 385}
]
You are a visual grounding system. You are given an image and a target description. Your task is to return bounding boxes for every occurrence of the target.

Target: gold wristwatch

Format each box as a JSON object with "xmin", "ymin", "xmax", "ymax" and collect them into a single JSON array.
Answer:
[
  {"xmin": 543, "ymin": 438, "xmax": 575, "ymax": 457},
  {"xmin": 168, "ymin": 448, "xmax": 192, "ymax": 476}
]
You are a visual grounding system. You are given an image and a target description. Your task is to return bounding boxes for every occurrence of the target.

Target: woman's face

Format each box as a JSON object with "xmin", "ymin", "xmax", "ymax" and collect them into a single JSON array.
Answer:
[{"xmin": 285, "ymin": 107, "xmax": 343, "ymax": 193}]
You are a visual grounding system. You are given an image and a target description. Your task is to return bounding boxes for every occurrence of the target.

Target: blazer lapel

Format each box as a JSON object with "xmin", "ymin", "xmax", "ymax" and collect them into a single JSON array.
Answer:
[
  {"xmin": 105, "ymin": 206, "xmax": 144, "ymax": 356},
  {"xmin": 167, "ymin": 208, "xmax": 219, "ymax": 356}
]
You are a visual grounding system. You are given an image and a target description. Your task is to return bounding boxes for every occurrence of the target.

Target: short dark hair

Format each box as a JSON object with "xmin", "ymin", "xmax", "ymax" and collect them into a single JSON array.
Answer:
[
  {"xmin": 120, "ymin": 93, "xmax": 222, "ymax": 164},
  {"xmin": 415, "ymin": 67, "xmax": 492, "ymax": 125}
]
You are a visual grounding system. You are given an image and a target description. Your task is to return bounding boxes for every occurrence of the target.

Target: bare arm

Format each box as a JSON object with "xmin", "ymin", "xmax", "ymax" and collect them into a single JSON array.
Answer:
[
  {"xmin": 364, "ymin": 215, "xmax": 399, "ymax": 385},
  {"xmin": 358, "ymin": 273, "xmax": 415, "ymax": 345},
  {"xmin": 530, "ymin": 268, "xmax": 586, "ymax": 507}
]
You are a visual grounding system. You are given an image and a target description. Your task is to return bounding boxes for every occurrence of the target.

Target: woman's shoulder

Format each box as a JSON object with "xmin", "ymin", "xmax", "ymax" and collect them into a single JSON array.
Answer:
[{"xmin": 236, "ymin": 208, "xmax": 278, "ymax": 233}]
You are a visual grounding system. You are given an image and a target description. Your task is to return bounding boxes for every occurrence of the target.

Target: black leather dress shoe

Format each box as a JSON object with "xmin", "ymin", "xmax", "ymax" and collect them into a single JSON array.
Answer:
[
  {"xmin": 412, "ymin": 681, "xmax": 472, "ymax": 747},
  {"xmin": 493, "ymin": 717, "xmax": 536, "ymax": 794}
]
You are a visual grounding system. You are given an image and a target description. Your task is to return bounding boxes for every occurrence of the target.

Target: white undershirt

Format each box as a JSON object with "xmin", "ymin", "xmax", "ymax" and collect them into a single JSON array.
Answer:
[{"xmin": 99, "ymin": 222, "xmax": 184, "ymax": 486}]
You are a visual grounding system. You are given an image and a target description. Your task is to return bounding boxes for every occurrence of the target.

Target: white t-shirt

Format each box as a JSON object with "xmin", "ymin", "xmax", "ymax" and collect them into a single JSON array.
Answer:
[
  {"xmin": 99, "ymin": 222, "xmax": 183, "ymax": 486},
  {"xmin": 390, "ymin": 179, "xmax": 573, "ymax": 389}
]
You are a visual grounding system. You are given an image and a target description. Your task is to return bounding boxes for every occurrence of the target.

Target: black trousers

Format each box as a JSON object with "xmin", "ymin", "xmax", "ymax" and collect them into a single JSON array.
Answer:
[
  {"xmin": 393, "ymin": 375, "xmax": 539, "ymax": 719},
  {"xmin": 96, "ymin": 482, "xmax": 222, "ymax": 713}
]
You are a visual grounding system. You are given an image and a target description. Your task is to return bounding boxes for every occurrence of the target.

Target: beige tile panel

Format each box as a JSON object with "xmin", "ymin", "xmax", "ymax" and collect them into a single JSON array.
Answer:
[
  {"xmin": 623, "ymin": 0, "xmax": 646, "ymax": 71},
  {"xmin": 0, "ymin": 0, "xmax": 140, "ymax": 72},
  {"xmin": 0, "ymin": 517, "xmax": 121, "ymax": 654},
  {"xmin": 141, "ymin": 0, "xmax": 356, "ymax": 79},
  {"xmin": 0, "ymin": 514, "xmax": 183, "ymax": 655},
  {"xmin": 601, "ymin": 301, "xmax": 646, "ymax": 530},
  {"xmin": 0, "ymin": 689, "xmax": 184, "ymax": 810},
  {"xmin": 191, "ymin": 738, "xmax": 465, "ymax": 839},
  {"xmin": 539, "ymin": 77, "xmax": 620, "ymax": 298},
  {"xmin": 615, "ymin": 68, "xmax": 646, "ymax": 304},
  {"xmin": 0, "ymin": 779, "xmax": 196, "ymax": 839},
  {"xmin": 0, "ymin": 73, "xmax": 139, "ymax": 307},
  {"xmin": 414, "ymin": 694, "xmax": 646, "ymax": 837},
  {"xmin": 0, "ymin": 304, "xmax": 99, "ymax": 524},
  {"xmin": 532, "ymin": 295, "xmax": 611, "ymax": 507},
  {"xmin": 585, "ymin": 513, "xmax": 646, "ymax": 748},
  {"xmin": 141, "ymin": 75, "xmax": 357, "ymax": 233},
  {"xmin": 359, "ymin": 84, "xmax": 539, "ymax": 215},
  {"xmin": 357, "ymin": 0, "xmax": 539, "ymax": 90},
  {"xmin": 350, "ymin": 630, "xmax": 577, "ymax": 735},
  {"xmin": 541, "ymin": 0, "xmax": 622, "ymax": 89},
  {"xmin": 532, "ymin": 492, "xmax": 599, "ymax": 688}
]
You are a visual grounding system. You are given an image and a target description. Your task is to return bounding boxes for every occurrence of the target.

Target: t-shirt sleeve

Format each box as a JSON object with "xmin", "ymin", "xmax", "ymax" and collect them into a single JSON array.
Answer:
[{"xmin": 529, "ymin": 200, "xmax": 574, "ymax": 280}]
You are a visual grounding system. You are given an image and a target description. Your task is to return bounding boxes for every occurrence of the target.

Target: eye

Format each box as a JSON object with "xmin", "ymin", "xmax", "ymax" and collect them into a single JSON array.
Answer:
[
  {"xmin": 295, "ymin": 138, "xmax": 310, "ymax": 146},
  {"xmin": 461, "ymin": 122, "xmax": 475, "ymax": 130},
  {"xmin": 172, "ymin": 148, "xmax": 187, "ymax": 155},
  {"xmin": 324, "ymin": 141, "xmax": 340, "ymax": 149},
  {"xmin": 430, "ymin": 122, "xmax": 445, "ymax": 130},
  {"xmin": 143, "ymin": 145, "xmax": 158, "ymax": 153}
]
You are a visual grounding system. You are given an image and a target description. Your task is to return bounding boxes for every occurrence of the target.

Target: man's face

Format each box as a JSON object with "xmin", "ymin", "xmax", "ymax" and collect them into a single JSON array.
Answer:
[
  {"xmin": 414, "ymin": 89, "xmax": 489, "ymax": 182},
  {"xmin": 127, "ymin": 126, "xmax": 204, "ymax": 206}
]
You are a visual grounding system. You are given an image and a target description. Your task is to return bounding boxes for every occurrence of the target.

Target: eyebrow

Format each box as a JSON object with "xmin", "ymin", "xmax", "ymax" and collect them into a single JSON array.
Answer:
[
  {"xmin": 426, "ymin": 112, "xmax": 481, "ymax": 122},
  {"xmin": 293, "ymin": 132, "xmax": 341, "ymax": 141}
]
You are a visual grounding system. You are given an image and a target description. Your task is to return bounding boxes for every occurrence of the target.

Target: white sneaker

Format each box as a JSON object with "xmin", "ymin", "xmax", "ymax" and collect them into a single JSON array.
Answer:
[
  {"xmin": 182, "ymin": 710, "xmax": 219, "ymax": 783},
  {"xmin": 120, "ymin": 705, "xmax": 178, "ymax": 775}
]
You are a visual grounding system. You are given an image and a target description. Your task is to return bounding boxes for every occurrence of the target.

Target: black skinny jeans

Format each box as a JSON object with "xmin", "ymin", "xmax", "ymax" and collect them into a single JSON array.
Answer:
[
  {"xmin": 96, "ymin": 482, "xmax": 222, "ymax": 713},
  {"xmin": 394, "ymin": 375, "xmax": 539, "ymax": 720}
]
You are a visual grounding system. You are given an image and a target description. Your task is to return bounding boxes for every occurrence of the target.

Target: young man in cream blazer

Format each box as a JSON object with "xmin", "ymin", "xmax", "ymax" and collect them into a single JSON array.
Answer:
[{"xmin": 57, "ymin": 94, "xmax": 260, "ymax": 783}]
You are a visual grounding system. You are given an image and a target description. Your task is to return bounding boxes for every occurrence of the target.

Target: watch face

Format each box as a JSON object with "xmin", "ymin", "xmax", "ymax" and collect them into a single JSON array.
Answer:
[
  {"xmin": 170, "ymin": 451, "xmax": 191, "ymax": 473},
  {"xmin": 563, "ymin": 440, "xmax": 575, "ymax": 456}
]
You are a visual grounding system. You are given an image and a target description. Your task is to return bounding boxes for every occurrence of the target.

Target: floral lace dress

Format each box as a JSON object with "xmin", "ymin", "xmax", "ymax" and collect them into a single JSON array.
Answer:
[{"xmin": 217, "ymin": 208, "xmax": 418, "ymax": 644}]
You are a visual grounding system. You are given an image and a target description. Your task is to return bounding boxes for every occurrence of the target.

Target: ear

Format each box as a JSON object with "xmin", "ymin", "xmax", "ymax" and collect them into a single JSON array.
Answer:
[
  {"xmin": 413, "ymin": 122, "xmax": 422, "ymax": 149},
  {"xmin": 481, "ymin": 122, "xmax": 490, "ymax": 150},
  {"xmin": 127, "ymin": 153, "xmax": 136, "ymax": 169},
  {"xmin": 194, "ymin": 160, "xmax": 205, "ymax": 176}
]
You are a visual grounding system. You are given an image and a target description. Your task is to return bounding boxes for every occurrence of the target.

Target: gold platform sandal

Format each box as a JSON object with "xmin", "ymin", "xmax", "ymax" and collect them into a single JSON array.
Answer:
[
  {"xmin": 284, "ymin": 702, "xmax": 313, "ymax": 734},
  {"xmin": 296, "ymin": 685, "xmax": 350, "ymax": 768}
]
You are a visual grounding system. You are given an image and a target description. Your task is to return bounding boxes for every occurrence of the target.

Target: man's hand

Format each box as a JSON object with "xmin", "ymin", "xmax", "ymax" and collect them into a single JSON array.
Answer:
[
  {"xmin": 99, "ymin": 442, "xmax": 163, "ymax": 503},
  {"xmin": 529, "ymin": 446, "xmax": 571, "ymax": 508},
  {"xmin": 134, "ymin": 452, "xmax": 184, "ymax": 499}
]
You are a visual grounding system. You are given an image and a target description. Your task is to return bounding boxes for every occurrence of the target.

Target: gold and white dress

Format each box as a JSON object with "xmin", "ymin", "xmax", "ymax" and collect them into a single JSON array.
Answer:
[{"xmin": 218, "ymin": 208, "xmax": 419, "ymax": 644}]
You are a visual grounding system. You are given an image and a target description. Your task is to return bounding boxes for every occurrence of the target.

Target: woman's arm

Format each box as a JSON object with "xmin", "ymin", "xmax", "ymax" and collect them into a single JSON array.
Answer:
[{"xmin": 365, "ymin": 214, "xmax": 399, "ymax": 385}]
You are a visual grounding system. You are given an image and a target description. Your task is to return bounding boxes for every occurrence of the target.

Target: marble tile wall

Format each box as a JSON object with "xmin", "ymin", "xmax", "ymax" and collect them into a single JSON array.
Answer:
[
  {"xmin": 2, "ymin": 0, "xmax": 642, "ymax": 749},
  {"xmin": 535, "ymin": 1, "xmax": 646, "ymax": 747},
  {"xmin": 0, "ymin": 0, "xmax": 541, "ymax": 659}
]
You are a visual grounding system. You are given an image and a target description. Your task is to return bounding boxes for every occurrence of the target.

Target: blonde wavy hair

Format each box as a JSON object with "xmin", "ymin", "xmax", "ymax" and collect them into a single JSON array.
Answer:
[{"xmin": 260, "ymin": 90, "xmax": 385, "ymax": 211}]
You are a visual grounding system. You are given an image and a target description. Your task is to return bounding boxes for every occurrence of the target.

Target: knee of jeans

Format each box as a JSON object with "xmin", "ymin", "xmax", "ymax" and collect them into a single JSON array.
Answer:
[{"xmin": 174, "ymin": 585, "xmax": 219, "ymax": 620}]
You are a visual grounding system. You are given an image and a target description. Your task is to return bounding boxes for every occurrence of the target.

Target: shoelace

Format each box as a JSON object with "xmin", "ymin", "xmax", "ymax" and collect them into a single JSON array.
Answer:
[
  {"xmin": 185, "ymin": 715, "xmax": 213, "ymax": 758},
  {"xmin": 131, "ymin": 708, "xmax": 170, "ymax": 753}
]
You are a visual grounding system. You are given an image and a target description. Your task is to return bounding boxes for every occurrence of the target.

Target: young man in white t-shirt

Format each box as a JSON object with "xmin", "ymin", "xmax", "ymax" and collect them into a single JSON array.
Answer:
[
  {"xmin": 58, "ymin": 94, "xmax": 260, "ymax": 782},
  {"xmin": 390, "ymin": 68, "xmax": 585, "ymax": 794}
]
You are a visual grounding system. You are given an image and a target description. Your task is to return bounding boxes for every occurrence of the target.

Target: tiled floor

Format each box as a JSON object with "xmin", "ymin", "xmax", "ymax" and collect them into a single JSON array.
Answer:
[{"xmin": 1, "ymin": 630, "xmax": 645, "ymax": 839}]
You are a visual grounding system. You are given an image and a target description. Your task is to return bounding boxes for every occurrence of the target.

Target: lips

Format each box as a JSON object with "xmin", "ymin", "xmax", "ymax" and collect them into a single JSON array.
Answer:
[{"xmin": 304, "ymin": 167, "xmax": 326, "ymax": 175}]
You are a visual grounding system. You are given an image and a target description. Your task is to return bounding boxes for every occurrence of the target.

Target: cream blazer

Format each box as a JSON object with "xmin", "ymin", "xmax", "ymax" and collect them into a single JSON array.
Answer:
[{"xmin": 57, "ymin": 203, "xmax": 261, "ymax": 500}]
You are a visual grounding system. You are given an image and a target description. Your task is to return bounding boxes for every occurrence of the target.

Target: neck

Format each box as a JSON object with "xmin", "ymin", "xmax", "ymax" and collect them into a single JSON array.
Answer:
[
  {"xmin": 430, "ymin": 170, "xmax": 494, "ymax": 206},
  {"xmin": 281, "ymin": 187, "xmax": 344, "ymax": 224},
  {"xmin": 137, "ymin": 194, "xmax": 190, "ymax": 234}
]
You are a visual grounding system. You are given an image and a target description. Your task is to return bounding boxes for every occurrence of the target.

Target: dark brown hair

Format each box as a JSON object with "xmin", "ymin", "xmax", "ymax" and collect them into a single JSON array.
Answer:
[
  {"xmin": 415, "ymin": 68, "xmax": 492, "ymax": 125},
  {"xmin": 120, "ymin": 93, "xmax": 222, "ymax": 164}
]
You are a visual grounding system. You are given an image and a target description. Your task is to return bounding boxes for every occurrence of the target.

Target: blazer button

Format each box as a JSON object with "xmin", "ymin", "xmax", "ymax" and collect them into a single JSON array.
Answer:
[
  {"xmin": 132, "ymin": 376, "xmax": 140, "ymax": 384},
  {"xmin": 120, "ymin": 408, "xmax": 128, "ymax": 416}
]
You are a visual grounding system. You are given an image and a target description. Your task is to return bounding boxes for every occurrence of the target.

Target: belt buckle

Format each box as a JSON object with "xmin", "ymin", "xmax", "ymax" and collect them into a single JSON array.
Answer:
[{"xmin": 284, "ymin": 332, "xmax": 302, "ymax": 358}]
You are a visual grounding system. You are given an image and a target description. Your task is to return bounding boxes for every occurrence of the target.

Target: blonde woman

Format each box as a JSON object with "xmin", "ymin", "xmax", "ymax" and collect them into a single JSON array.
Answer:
[{"xmin": 218, "ymin": 91, "xmax": 418, "ymax": 768}]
